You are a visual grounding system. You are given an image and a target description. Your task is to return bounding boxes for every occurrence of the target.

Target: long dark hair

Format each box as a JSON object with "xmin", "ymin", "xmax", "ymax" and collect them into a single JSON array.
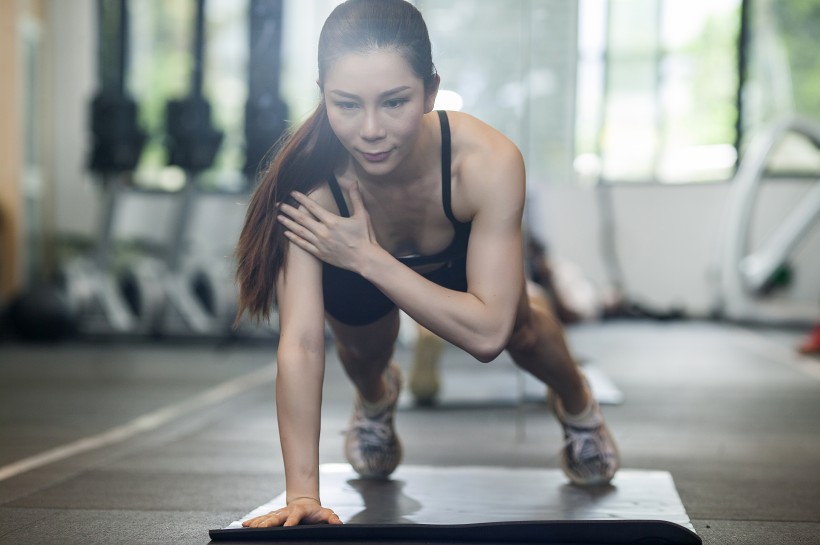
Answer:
[{"xmin": 235, "ymin": 0, "xmax": 438, "ymax": 322}]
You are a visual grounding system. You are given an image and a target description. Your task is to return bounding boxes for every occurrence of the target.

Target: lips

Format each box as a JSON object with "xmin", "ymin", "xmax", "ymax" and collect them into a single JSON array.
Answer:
[{"xmin": 360, "ymin": 150, "xmax": 391, "ymax": 163}]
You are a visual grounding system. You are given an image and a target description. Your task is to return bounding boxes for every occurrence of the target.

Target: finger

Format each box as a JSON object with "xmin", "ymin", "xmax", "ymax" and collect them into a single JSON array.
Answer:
[
  {"xmin": 348, "ymin": 182, "xmax": 367, "ymax": 218},
  {"xmin": 245, "ymin": 511, "xmax": 284, "ymax": 528},
  {"xmin": 290, "ymin": 191, "xmax": 337, "ymax": 223},
  {"xmin": 263, "ymin": 511, "xmax": 289, "ymax": 528},
  {"xmin": 279, "ymin": 202, "xmax": 321, "ymax": 226},
  {"xmin": 328, "ymin": 512, "xmax": 344, "ymax": 525},
  {"xmin": 278, "ymin": 214, "xmax": 320, "ymax": 245},
  {"xmin": 350, "ymin": 182, "xmax": 377, "ymax": 239},
  {"xmin": 283, "ymin": 230, "xmax": 321, "ymax": 257},
  {"xmin": 300, "ymin": 507, "xmax": 339, "ymax": 526},
  {"xmin": 251, "ymin": 509, "xmax": 285, "ymax": 527},
  {"xmin": 242, "ymin": 514, "xmax": 264, "ymax": 527},
  {"xmin": 283, "ymin": 510, "xmax": 302, "ymax": 527}
]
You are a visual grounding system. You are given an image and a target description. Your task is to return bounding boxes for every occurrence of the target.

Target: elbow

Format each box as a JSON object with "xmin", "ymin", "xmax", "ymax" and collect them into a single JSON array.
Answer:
[
  {"xmin": 277, "ymin": 335, "xmax": 325, "ymax": 369},
  {"xmin": 472, "ymin": 346, "xmax": 503, "ymax": 364},
  {"xmin": 466, "ymin": 315, "xmax": 516, "ymax": 363},
  {"xmin": 468, "ymin": 332, "xmax": 509, "ymax": 364}
]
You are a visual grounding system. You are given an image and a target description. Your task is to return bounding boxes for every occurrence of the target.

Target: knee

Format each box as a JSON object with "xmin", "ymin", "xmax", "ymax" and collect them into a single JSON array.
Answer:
[
  {"xmin": 336, "ymin": 340, "xmax": 393, "ymax": 368},
  {"xmin": 507, "ymin": 314, "xmax": 540, "ymax": 355},
  {"xmin": 506, "ymin": 298, "xmax": 563, "ymax": 356}
]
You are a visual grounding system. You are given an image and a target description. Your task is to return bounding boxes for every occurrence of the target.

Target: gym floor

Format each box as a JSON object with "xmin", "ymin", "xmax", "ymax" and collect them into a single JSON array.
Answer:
[{"xmin": 0, "ymin": 320, "xmax": 818, "ymax": 545}]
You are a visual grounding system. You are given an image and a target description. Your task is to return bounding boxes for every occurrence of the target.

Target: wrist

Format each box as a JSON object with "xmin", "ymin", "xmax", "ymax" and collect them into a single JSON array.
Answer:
[
  {"xmin": 359, "ymin": 245, "xmax": 391, "ymax": 282},
  {"xmin": 287, "ymin": 495, "xmax": 320, "ymax": 505}
]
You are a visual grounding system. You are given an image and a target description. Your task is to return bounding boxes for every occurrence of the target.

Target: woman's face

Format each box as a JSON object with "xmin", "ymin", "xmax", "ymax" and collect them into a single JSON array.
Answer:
[{"xmin": 323, "ymin": 49, "xmax": 437, "ymax": 177}]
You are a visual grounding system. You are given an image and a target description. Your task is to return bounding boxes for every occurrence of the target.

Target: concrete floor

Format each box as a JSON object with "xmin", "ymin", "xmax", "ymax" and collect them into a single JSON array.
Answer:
[{"xmin": 0, "ymin": 320, "xmax": 819, "ymax": 544}]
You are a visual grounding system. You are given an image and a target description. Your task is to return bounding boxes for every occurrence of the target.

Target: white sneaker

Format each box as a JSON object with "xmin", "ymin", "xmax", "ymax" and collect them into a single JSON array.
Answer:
[
  {"xmin": 345, "ymin": 362, "xmax": 403, "ymax": 478},
  {"xmin": 555, "ymin": 393, "xmax": 620, "ymax": 485}
]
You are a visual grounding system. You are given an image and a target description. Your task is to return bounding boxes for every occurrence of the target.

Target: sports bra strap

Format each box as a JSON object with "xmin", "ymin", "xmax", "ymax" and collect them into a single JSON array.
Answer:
[
  {"xmin": 328, "ymin": 174, "xmax": 350, "ymax": 217},
  {"xmin": 437, "ymin": 111, "xmax": 458, "ymax": 225}
]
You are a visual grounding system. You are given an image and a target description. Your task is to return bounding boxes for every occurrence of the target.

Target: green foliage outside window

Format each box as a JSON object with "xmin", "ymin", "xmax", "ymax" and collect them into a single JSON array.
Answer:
[{"xmin": 770, "ymin": 0, "xmax": 820, "ymax": 121}]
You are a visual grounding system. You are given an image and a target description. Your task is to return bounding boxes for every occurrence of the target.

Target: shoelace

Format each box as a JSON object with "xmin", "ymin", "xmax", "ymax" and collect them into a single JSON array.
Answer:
[
  {"xmin": 565, "ymin": 425, "xmax": 612, "ymax": 463},
  {"xmin": 351, "ymin": 412, "xmax": 394, "ymax": 448}
]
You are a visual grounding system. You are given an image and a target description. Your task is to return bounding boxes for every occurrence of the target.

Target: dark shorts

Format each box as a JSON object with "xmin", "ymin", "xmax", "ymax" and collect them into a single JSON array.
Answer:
[{"xmin": 322, "ymin": 257, "xmax": 468, "ymax": 326}]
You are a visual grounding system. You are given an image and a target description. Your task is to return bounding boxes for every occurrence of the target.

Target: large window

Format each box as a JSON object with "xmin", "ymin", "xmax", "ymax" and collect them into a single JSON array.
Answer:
[
  {"xmin": 416, "ymin": 0, "xmax": 579, "ymax": 186},
  {"xmin": 575, "ymin": 0, "xmax": 741, "ymax": 183},
  {"xmin": 743, "ymin": 0, "xmax": 820, "ymax": 175},
  {"xmin": 129, "ymin": 0, "xmax": 249, "ymax": 191}
]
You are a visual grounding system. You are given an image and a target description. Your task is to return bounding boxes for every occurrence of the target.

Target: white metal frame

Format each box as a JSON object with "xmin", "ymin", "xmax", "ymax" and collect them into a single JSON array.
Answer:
[{"xmin": 716, "ymin": 117, "xmax": 820, "ymax": 324}]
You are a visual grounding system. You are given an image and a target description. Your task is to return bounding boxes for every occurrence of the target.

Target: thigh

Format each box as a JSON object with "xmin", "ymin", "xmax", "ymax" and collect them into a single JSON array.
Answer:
[
  {"xmin": 508, "ymin": 280, "xmax": 559, "ymax": 350},
  {"xmin": 523, "ymin": 279, "xmax": 554, "ymax": 317},
  {"xmin": 326, "ymin": 307, "xmax": 401, "ymax": 363}
]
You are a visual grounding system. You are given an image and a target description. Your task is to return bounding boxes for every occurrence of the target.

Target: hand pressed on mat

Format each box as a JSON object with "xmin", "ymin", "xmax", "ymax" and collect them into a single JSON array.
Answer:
[{"xmin": 241, "ymin": 497, "xmax": 343, "ymax": 527}]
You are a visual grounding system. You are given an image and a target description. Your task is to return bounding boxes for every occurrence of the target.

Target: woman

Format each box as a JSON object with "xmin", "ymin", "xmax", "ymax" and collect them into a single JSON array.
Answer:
[{"xmin": 236, "ymin": 0, "xmax": 618, "ymax": 527}]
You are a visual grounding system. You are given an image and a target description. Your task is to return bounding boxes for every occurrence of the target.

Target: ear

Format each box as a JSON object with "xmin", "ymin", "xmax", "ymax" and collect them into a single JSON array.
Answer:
[
  {"xmin": 424, "ymin": 74, "xmax": 441, "ymax": 113},
  {"xmin": 317, "ymin": 80, "xmax": 328, "ymax": 108}
]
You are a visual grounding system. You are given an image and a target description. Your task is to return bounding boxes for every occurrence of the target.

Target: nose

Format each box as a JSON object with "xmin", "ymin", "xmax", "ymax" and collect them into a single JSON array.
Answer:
[{"xmin": 360, "ymin": 110, "xmax": 386, "ymax": 141}]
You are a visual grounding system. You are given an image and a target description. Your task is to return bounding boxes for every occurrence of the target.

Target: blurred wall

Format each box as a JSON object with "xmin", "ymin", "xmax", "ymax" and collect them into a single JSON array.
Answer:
[
  {"xmin": 0, "ymin": 0, "xmax": 22, "ymax": 300},
  {"xmin": 49, "ymin": 0, "xmax": 97, "ymax": 238},
  {"xmin": 543, "ymin": 179, "xmax": 820, "ymax": 318},
  {"xmin": 1, "ymin": 0, "xmax": 52, "ymax": 300}
]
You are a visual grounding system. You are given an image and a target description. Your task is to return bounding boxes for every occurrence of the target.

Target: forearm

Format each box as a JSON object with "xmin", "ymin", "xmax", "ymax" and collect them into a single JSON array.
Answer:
[
  {"xmin": 276, "ymin": 344, "xmax": 324, "ymax": 503},
  {"xmin": 361, "ymin": 247, "xmax": 520, "ymax": 362}
]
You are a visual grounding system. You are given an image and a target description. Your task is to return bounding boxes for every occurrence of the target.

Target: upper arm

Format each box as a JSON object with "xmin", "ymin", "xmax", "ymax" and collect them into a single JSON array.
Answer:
[
  {"xmin": 460, "ymin": 128, "xmax": 526, "ymax": 329},
  {"xmin": 276, "ymin": 238, "xmax": 326, "ymax": 358},
  {"xmin": 276, "ymin": 183, "xmax": 339, "ymax": 355}
]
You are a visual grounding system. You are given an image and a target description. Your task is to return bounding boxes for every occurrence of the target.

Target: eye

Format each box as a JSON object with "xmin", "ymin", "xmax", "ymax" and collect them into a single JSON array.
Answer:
[
  {"xmin": 335, "ymin": 101, "xmax": 359, "ymax": 111},
  {"xmin": 384, "ymin": 98, "xmax": 408, "ymax": 109}
]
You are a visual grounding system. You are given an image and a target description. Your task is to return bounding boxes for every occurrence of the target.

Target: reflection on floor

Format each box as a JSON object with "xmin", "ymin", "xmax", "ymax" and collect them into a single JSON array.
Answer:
[{"xmin": 398, "ymin": 360, "xmax": 625, "ymax": 410}]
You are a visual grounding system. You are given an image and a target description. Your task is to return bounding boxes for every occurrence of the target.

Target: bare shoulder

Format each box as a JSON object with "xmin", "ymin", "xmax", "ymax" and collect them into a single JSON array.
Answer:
[
  {"xmin": 305, "ymin": 181, "xmax": 342, "ymax": 215},
  {"xmin": 446, "ymin": 111, "xmax": 525, "ymax": 217},
  {"xmin": 447, "ymin": 111, "xmax": 523, "ymax": 166}
]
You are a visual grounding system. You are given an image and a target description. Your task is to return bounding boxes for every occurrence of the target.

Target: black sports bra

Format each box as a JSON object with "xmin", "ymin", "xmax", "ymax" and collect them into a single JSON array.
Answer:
[{"xmin": 326, "ymin": 110, "xmax": 471, "ymax": 268}]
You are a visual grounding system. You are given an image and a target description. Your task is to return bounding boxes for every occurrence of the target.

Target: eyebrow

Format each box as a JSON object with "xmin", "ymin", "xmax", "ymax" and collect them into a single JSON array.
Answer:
[{"xmin": 328, "ymin": 86, "xmax": 412, "ymax": 99}]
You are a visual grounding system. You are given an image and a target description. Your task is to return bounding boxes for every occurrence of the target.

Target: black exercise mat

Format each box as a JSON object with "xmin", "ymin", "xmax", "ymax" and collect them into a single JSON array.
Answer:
[{"xmin": 210, "ymin": 519, "xmax": 700, "ymax": 543}]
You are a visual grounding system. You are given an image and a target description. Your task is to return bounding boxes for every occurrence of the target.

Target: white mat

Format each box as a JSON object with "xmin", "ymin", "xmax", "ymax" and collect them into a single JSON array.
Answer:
[{"xmin": 227, "ymin": 464, "xmax": 693, "ymax": 531}]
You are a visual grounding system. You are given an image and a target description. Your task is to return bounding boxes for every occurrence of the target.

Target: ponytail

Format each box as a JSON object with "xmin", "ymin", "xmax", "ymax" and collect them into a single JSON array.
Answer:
[{"xmin": 235, "ymin": 102, "xmax": 346, "ymax": 323}]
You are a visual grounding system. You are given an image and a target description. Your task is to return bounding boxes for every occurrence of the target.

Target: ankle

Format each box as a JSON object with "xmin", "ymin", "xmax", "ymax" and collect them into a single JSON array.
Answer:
[
  {"xmin": 558, "ymin": 380, "xmax": 591, "ymax": 415},
  {"xmin": 557, "ymin": 385, "xmax": 599, "ymax": 427},
  {"xmin": 359, "ymin": 380, "xmax": 387, "ymax": 405},
  {"xmin": 358, "ymin": 367, "xmax": 399, "ymax": 414}
]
